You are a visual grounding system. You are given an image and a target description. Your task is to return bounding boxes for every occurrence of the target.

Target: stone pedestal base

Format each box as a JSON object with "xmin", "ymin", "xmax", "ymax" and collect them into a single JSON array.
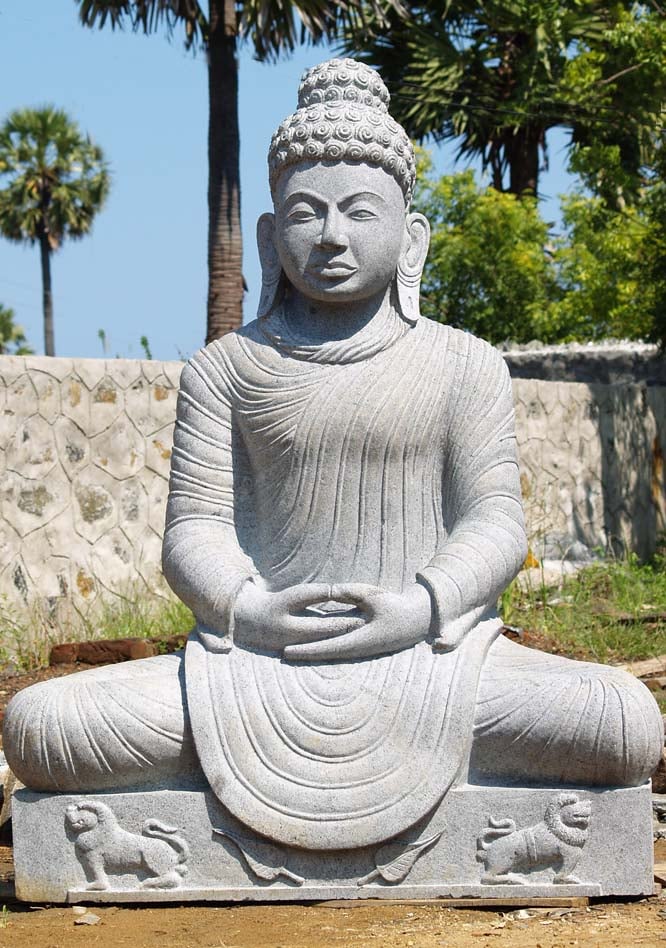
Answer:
[{"xmin": 12, "ymin": 783, "xmax": 653, "ymax": 903}]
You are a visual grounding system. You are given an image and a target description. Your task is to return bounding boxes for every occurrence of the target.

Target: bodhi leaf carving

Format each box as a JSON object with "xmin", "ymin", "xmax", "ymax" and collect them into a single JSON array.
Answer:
[
  {"xmin": 213, "ymin": 827, "xmax": 304, "ymax": 886},
  {"xmin": 357, "ymin": 831, "xmax": 442, "ymax": 886}
]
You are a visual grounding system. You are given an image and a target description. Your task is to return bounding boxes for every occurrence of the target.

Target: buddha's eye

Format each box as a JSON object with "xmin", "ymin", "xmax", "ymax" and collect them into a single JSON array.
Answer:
[
  {"xmin": 286, "ymin": 206, "xmax": 317, "ymax": 223},
  {"xmin": 349, "ymin": 207, "xmax": 377, "ymax": 221}
]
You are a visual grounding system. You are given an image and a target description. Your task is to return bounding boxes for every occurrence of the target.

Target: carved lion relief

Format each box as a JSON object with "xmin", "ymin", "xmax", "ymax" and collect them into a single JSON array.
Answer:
[
  {"xmin": 65, "ymin": 801, "xmax": 189, "ymax": 890},
  {"xmin": 476, "ymin": 793, "xmax": 591, "ymax": 885}
]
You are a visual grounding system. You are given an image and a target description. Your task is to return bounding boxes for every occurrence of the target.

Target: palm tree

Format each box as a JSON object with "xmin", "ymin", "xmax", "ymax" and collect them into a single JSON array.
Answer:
[
  {"xmin": 0, "ymin": 107, "xmax": 110, "ymax": 356},
  {"xmin": 0, "ymin": 303, "xmax": 33, "ymax": 355},
  {"xmin": 343, "ymin": 1, "xmax": 653, "ymax": 198},
  {"xmin": 76, "ymin": 0, "xmax": 393, "ymax": 342}
]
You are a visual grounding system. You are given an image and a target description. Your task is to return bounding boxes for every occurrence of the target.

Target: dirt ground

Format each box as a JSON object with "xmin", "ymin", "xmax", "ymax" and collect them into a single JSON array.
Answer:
[
  {"xmin": 1, "ymin": 897, "xmax": 666, "ymax": 948},
  {"xmin": 3, "ymin": 661, "xmax": 666, "ymax": 947}
]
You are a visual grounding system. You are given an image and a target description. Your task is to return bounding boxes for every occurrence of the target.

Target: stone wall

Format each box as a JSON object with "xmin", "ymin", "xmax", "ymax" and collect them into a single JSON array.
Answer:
[
  {"xmin": 504, "ymin": 341, "xmax": 666, "ymax": 385},
  {"xmin": 1, "ymin": 355, "xmax": 665, "ymax": 618},
  {"xmin": 0, "ymin": 355, "xmax": 181, "ymax": 618},
  {"xmin": 513, "ymin": 380, "xmax": 666, "ymax": 563}
]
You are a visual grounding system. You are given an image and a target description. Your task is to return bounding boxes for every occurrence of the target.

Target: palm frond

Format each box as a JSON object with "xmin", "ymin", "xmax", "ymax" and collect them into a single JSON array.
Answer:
[{"xmin": 0, "ymin": 106, "xmax": 110, "ymax": 247}]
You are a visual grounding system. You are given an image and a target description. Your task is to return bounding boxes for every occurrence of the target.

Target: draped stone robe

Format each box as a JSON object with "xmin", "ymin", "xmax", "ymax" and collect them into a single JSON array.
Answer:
[
  {"xmin": 4, "ymin": 309, "xmax": 662, "ymax": 834},
  {"xmin": 163, "ymin": 310, "xmax": 527, "ymax": 849}
]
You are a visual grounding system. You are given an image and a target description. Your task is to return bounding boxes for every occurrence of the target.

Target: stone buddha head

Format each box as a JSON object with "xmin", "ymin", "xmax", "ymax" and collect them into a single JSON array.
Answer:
[{"xmin": 257, "ymin": 58, "xmax": 430, "ymax": 325}]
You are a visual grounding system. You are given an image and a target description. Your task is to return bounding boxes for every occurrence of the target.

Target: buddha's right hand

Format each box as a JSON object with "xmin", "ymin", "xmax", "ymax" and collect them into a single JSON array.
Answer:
[{"xmin": 233, "ymin": 581, "xmax": 365, "ymax": 652}]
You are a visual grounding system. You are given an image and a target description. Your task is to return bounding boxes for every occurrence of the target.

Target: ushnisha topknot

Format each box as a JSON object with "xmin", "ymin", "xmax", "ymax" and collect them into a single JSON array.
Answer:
[{"xmin": 268, "ymin": 58, "xmax": 416, "ymax": 205}]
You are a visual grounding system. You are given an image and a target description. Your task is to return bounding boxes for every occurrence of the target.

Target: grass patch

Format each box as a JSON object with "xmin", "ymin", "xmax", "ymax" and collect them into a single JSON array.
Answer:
[
  {"xmin": 0, "ymin": 587, "xmax": 195, "ymax": 673},
  {"xmin": 502, "ymin": 554, "xmax": 666, "ymax": 665}
]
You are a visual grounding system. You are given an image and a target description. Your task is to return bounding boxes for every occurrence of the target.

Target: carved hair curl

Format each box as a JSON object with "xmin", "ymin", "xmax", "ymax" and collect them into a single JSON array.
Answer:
[{"xmin": 268, "ymin": 59, "xmax": 416, "ymax": 205}]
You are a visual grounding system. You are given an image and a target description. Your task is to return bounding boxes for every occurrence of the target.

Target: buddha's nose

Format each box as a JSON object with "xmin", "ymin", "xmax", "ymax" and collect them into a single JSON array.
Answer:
[{"xmin": 319, "ymin": 209, "xmax": 347, "ymax": 250}]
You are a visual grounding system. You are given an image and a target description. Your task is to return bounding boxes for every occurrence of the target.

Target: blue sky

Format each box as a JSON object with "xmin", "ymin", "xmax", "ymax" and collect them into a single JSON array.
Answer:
[{"xmin": 0, "ymin": 1, "xmax": 573, "ymax": 361}]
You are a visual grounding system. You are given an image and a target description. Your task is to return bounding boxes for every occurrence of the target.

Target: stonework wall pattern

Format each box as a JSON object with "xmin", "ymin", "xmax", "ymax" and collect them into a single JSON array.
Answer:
[
  {"xmin": 0, "ymin": 355, "xmax": 182, "ymax": 615},
  {"xmin": 1, "ymin": 357, "xmax": 664, "ymax": 614},
  {"xmin": 513, "ymin": 380, "xmax": 666, "ymax": 563}
]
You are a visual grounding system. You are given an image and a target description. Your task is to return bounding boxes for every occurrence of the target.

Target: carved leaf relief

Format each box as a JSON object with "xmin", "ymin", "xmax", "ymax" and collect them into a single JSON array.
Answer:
[
  {"xmin": 357, "ymin": 831, "xmax": 442, "ymax": 886},
  {"xmin": 213, "ymin": 827, "xmax": 304, "ymax": 886}
]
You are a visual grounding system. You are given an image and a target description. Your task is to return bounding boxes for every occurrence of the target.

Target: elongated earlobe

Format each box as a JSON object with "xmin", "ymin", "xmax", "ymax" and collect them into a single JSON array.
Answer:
[
  {"xmin": 396, "ymin": 213, "xmax": 430, "ymax": 324},
  {"xmin": 257, "ymin": 212, "xmax": 284, "ymax": 318}
]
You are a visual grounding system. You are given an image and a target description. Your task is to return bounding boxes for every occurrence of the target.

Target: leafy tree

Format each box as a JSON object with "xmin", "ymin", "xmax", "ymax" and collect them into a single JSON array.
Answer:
[
  {"xmin": 551, "ymin": 140, "xmax": 666, "ymax": 346},
  {"xmin": 0, "ymin": 303, "xmax": 33, "ymax": 355},
  {"xmin": 416, "ymin": 149, "xmax": 666, "ymax": 347},
  {"xmin": 77, "ymin": 0, "xmax": 393, "ymax": 342},
  {"xmin": 644, "ymin": 146, "xmax": 666, "ymax": 348},
  {"xmin": 0, "ymin": 107, "xmax": 109, "ymax": 356},
  {"xmin": 414, "ymin": 158, "xmax": 562, "ymax": 343},
  {"xmin": 549, "ymin": 194, "xmax": 654, "ymax": 342},
  {"xmin": 343, "ymin": 2, "xmax": 665, "ymax": 200},
  {"xmin": 565, "ymin": 6, "xmax": 666, "ymax": 210}
]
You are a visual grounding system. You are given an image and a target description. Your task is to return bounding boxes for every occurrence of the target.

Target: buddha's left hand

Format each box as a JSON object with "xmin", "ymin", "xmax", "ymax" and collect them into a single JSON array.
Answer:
[{"xmin": 282, "ymin": 582, "xmax": 433, "ymax": 661}]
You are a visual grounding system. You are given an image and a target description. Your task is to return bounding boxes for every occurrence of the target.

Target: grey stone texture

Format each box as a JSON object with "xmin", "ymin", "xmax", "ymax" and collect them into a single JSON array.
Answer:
[
  {"xmin": 504, "ymin": 341, "xmax": 666, "ymax": 385},
  {"xmin": 513, "ymin": 379, "xmax": 666, "ymax": 561},
  {"xmin": 2, "ymin": 58, "xmax": 663, "ymax": 904},
  {"xmin": 0, "ymin": 354, "xmax": 182, "ymax": 617},
  {"xmin": 12, "ymin": 784, "xmax": 653, "ymax": 903}
]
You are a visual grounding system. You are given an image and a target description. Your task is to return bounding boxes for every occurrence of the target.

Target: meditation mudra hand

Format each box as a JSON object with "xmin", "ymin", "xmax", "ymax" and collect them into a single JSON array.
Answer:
[
  {"xmin": 4, "ymin": 60, "xmax": 661, "ymax": 847},
  {"xmin": 233, "ymin": 580, "xmax": 432, "ymax": 660}
]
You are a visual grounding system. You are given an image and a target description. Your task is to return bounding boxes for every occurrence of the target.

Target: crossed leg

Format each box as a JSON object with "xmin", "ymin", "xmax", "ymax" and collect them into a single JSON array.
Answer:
[
  {"xmin": 3, "ymin": 653, "xmax": 201, "ymax": 792},
  {"xmin": 4, "ymin": 637, "xmax": 663, "ymax": 793},
  {"xmin": 470, "ymin": 635, "xmax": 664, "ymax": 787}
]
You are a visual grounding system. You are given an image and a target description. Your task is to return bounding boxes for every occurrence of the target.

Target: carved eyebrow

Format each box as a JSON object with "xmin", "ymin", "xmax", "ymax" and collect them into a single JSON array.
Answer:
[
  {"xmin": 339, "ymin": 192, "xmax": 388, "ymax": 210},
  {"xmin": 282, "ymin": 190, "xmax": 327, "ymax": 208},
  {"xmin": 281, "ymin": 189, "xmax": 390, "ymax": 210}
]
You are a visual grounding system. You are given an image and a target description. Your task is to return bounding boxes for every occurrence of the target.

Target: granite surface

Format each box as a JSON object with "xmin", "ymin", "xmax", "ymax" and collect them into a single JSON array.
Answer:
[{"xmin": 12, "ymin": 785, "xmax": 653, "ymax": 903}]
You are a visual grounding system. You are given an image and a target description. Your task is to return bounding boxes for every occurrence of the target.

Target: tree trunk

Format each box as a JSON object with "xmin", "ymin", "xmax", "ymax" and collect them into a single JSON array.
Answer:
[
  {"xmin": 206, "ymin": 0, "xmax": 244, "ymax": 344},
  {"xmin": 39, "ymin": 233, "xmax": 55, "ymax": 356},
  {"xmin": 505, "ymin": 125, "xmax": 543, "ymax": 197}
]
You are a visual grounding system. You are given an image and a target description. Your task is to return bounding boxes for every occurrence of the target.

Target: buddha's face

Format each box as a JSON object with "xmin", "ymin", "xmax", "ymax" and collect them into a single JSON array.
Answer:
[{"xmin": 272, "ymin": 161, "xmax": 407, "ymax": 304}]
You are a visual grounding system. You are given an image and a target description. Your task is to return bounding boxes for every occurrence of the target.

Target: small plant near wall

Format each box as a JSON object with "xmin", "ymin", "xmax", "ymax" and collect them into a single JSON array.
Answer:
[{"xmin": 140, "ymin": 335, "xmax": 153, "ymax": 360}]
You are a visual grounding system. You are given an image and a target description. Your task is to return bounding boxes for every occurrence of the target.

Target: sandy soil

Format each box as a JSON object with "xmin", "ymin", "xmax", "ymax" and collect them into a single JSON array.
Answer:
[{"xmin": 1, "ymin": 898, "xmax": 666, "ymax": 948}]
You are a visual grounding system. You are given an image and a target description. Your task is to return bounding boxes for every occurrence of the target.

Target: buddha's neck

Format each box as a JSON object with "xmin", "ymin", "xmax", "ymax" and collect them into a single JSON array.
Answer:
[{"xmin": 283, "ymin": 285, "xmax": 393, "ymax": 343}]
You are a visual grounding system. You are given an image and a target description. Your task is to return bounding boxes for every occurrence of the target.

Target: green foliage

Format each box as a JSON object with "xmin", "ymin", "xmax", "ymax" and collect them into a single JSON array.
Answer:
[
  {"xmin": 84, "ymin": 589, "xmax": 194, "ymax": 645},
  {"xmin": 547, "ymin": 135, "xmax": 666, "ymax": 345},
  {"xmin": 140, "ymin": 334, "xmax": 153, "ymax": 359},
  {"xmin": 343, "ymin": 2, "xmax": 665, "ymax": 199},
  {"xmin": 0, "ymin": 106, "xmax": 110, "ymax": 250},
  {"xmin": 0, "ymin": 587, "xmax": 195, "ymax": 673},
  {"xmin": 0, "ymin": 303, "xmax": 33, "ymax": 355},
  {"xmin": 643, "ymin": 146, "xmax": 666, "ymax": 348},
  {"xmin": 0, "ymin": 106, "xmax": 110, "ymax": 355},
  {"xmin": 414, "ymin": 156, "xmax": 562, "ymax": 343},
  {"xmin": 416, "ymin": 146, "xmax": 666, "ymax": 346},
  {"xmin": 502, "ymin": 555, "xmax": 666, "ymax": 665},
  {"xmin": 548, "ymin": 193, "xmax": 655, "ymax": 342},
  {"xmin": 565, "ymin": 6, "xmax": 666, "ymax": 210},
  {"xmin": 77, "ymin": 0, "xmax": 395, "ymax": 59},
  {"xmin": 97, "ymin": 327, "xmax": 109, "ymax": 355}
]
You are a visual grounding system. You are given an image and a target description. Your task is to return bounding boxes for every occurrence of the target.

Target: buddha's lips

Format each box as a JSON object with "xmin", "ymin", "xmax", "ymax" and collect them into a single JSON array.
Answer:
[{"xmin": 309, "ymin": 262, "xmax": 357, "ymax": 278}]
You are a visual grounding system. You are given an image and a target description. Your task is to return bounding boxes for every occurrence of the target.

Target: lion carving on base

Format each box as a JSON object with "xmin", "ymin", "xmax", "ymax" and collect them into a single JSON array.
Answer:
[
  {"xmin": 65, "ymin": 800, "xmax": 189, "ymax": 891},
  {"xmin": 476, "ymin": 793, "xmax": 591, "ymax": 885}
]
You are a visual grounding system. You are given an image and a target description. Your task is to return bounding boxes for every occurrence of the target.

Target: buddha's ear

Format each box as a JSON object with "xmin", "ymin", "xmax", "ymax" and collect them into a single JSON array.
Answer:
[
  {"xmin": 257, "ymin": 212, "xmax": 284, "ymax": 318},
  {"xmin": 396, "ymin": 212, "xmax": 430, "ymax": 324}
]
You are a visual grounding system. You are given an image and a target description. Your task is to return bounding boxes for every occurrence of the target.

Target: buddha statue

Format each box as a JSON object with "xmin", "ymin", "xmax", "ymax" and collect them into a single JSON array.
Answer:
[{"xmin": 4, "ymin": 59, "xmax": 662, "ymax": 858}]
